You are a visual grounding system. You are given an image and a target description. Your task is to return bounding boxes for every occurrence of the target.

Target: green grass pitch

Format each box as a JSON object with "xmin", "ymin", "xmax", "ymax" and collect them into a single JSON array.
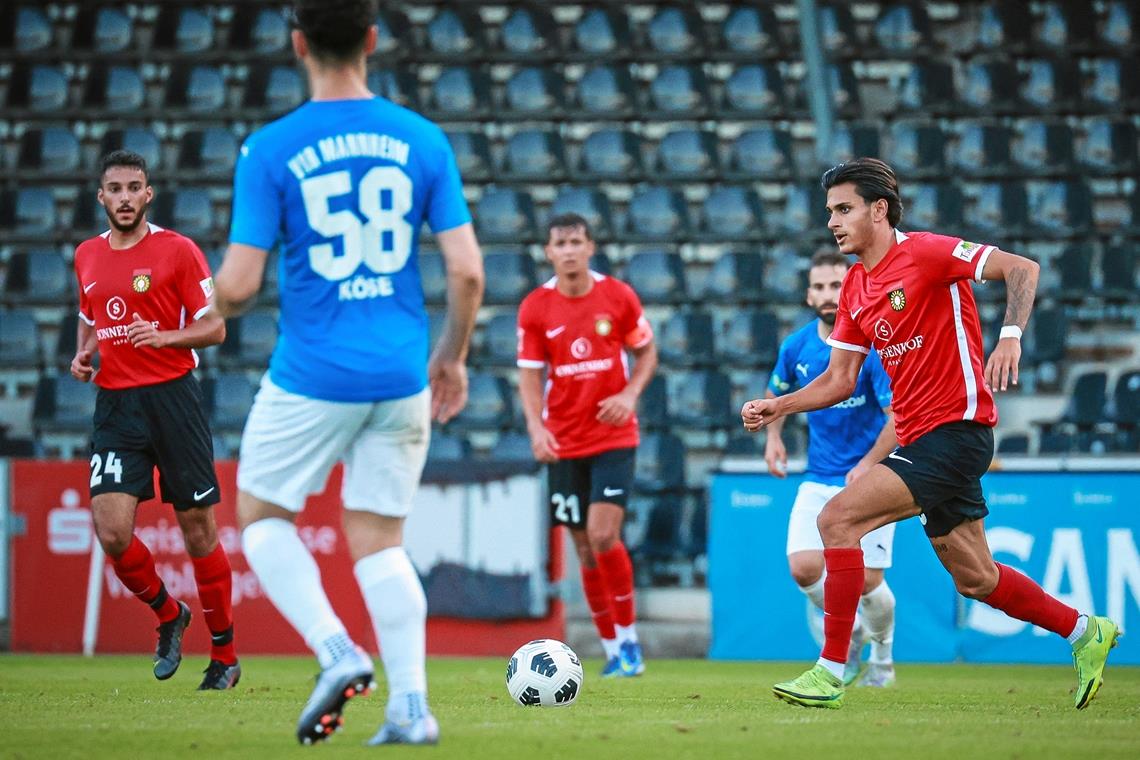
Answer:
[{"xmin": 3, "ymin": 655, "xmax": 1138, "ymax": 758}]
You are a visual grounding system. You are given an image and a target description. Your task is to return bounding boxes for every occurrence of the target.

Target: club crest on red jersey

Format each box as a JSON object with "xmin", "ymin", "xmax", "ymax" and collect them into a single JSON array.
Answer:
[
  {"xmin": 595, "ymin": 318, "xmax": 612, "ymax": 336},
  {"xmin": 132, "ymin": 269, "xmax": 152, "ymax": 293},
  {"xmin": 888, "ymin": 288, "xmax": 906, "ymax": 311}
]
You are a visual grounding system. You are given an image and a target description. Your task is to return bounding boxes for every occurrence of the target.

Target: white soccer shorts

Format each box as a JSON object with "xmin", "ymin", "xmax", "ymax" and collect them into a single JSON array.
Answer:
[
  {"xmin": 785, "ymin": 480, "xmax": 895, "ymax": 569},
  {"xmin": 237, "ymin": 374, "xmax": 430, "ymax": 516}
]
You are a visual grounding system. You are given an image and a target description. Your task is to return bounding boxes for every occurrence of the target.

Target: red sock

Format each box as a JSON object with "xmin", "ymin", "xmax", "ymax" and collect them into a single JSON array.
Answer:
[
  {"xmin": 581, "ymin": 565, "xmax": 617, "ymax": 641},
  {"xmin": 821, "ymin": 547, "xmax": 864, "ymax": 663},
  {"xmin": 192, "ymin": 543, "xmax": 237, "ymax": 664},
  {"xmin": 982, "ymin": 563, "xmax": 1079, "ymax": 637},
  {"xmin": 110, "ymin": 535, "xmax": 181, "ymax": 623},
  {"xmin": 596, "ymin": 542, "xmax": 636, "ymax": 627}
]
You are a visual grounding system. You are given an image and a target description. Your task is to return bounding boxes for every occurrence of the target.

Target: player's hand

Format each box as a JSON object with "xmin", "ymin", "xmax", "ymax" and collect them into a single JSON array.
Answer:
[
  {"xmin": 428, "ymin": 355, "xmax": 468, "ymax": 424},
  {"xmin": 764, "ymin": 435, "xmax": 787, "ymax": 479},
  {"xmin": 127, "ymin": 312, "xmax": 168, "ymax": 349},
  {"xmin": 70, "ymin": 349, "xmax": 95, "ymax": 382},
  {"xmin": 984, "ymin": 337, "xmax": 1021, "ymax": 393},
  {"xmin": 527, "ymin": 425, "xmax": 560, "ymax": 463},
  {"xmin": 741, "ymin": 397, "xmax": 779, "ymax": 433},
  {"xmin": 596, "ymin": 389, "xmax": 637, "ymax": 426},
  {"xmin": 846, "ymin": 459, "xmax": 874, "ymax": 485}
]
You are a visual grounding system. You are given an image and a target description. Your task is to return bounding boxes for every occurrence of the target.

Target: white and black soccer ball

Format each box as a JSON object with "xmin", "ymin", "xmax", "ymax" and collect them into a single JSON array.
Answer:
[{"xmin": 505, "ymin": 639, "xmax": 584, "ymax": 707}]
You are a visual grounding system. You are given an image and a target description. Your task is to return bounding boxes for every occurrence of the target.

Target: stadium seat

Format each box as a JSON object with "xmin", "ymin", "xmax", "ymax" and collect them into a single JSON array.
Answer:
[
  {"xmin": 73, "ymin": 6, "xmax": 134, "ymax": 52},
  {"xmin": 701, "ymin": 253, "xmax": 766, "ymax": 304},
  {"xmin": 577, "ymin": 129, "xmax": 644, "ymax": 181},
  {"xmin": 1098, "ymin": 244, "xmax": 1137, "ymax": 300},
  {"xmin": 960, "ymin": 60, "xmax": 1022, "ymax": 115},
  {"xmin": 1028, "ymin": 181, "xmax": 1092, "ymax": 238},
  {"xmin": 1051, "ymin": 245, "xmax": 1093, "ymax": 300},
  {"xmin": 654, "ymin": 129, "xmax": 719, "ymax": 179},
  {"xmin": 245, "ymin": 65, "xmax": 306, "ymax": 114},
  {"xmin": 504, "ymin": 67, "xmax": 565, "ymax": 117},
  {"xmin": 719, "ymin": 4, "xmax": 783, "ymax": 58},
  {"xmin": 634, "ymin": 432, "xmax": 687, "ymax": 492},
  {"xmin": 367, "ymin": 67, "xmax": 419, "ymax": 110},
  {"xmin": 8, "ymin": 64, "xmax": 70, "ymax": 112},
  {"xmin": 426, "ymin": 431, "xmax": 470, "ymax": 463},
  {"xmin": 874, "ymin": 2, "xmax": 932, "ymax": 55},
  {"xmin": 721, "ymin": 64, "xmax": 787, "ymax": 117},
  {"xmin": 647, "ymin": 65, "xmax": 710, "ymax": 117},
  {"xmin": 1076, "ymin": 430, "xmax": 1114, "ymax": 455},
  {"xmin": 178, "ymin": 127, "xmax": 239, "ymax": 178},
  {"xmin": 1078, "ymin": 118, "xmax": 1138, "ymax": 174},
  {"xmin": 1032, "ymin": 1, "xmax": 1096, "ymax": 53},
  {"xmin": 669, "ymin": 370, "xmax": 733, "ymax": 429},
  {"xmin": 626, "ymin": 186, "xmax": 691, "ymax": 242},
  {"xmin": 449, "ymin": 372, "xmax": 512, "ymax": 431},
  {"xmin": 887, "ymin": 121, "xmax": 946, "ymax": 178},
  {"xmin": 1020, "ymin": 59, "xmax": 1082, "ymax": 113},
  {"xmin": 697, "ymin": 186, "xmax": 765, "ymax": 241},
  {"xmin": 426, "ymin": 66, "xmax": 492, "ymax": 119},
  {"xmin": 657, "ymin": 311, "xmax": 715, "ymax": 367},
  {"xmin": 1038, "ymin": 428, "xmax": 1074, "ymax": 454},
  {"xmin": 1110, "ymin": 370, "xmax": 1140, "ymax": 427},
  {"xmin": 1062, "ymin": 371, "xmax": 1108, "ymax": 427},
  {"xmin": 779, "ymin": 183, "xmax": 829, "ymax": 236},
  {"xmin": 969, "ymin": 1, "xmax": 1031, "ymax": 52},
  {"xmin": 425, "ymin": 8, "xmax": 483, "ymax": 58},
  {"xmin": 219, "ymin": 310, "xmax": 277, "ymax": 370},
  {"xmin": 896, "ymin": 61, "xmax": 955, "ymax": 115},
  {"xmin": 85, "ymin": 63, "xmax": 147, "ymax": 113},
  {"xmin": 482, "ymin": 250, "xmax": 538, "ymax": 305},
  {"xmin": 17, "ymin": 127, "xmax": 81, "ymax": 174},
  {"xmin": 1088, "ymin": 57, "xmax": 1140, "ymax": 112},
  {"xmin": 418, "ymin": 252, "xmax": 447, "ymax": 306},
  {"xmin": 228, "ymin": 5, "xmax": 289, "ymax": 53},
  {"xmin": 996, "ymin": 433, "xmax": 1030, "ymax": 455},
  {"xmin": 475, "ymin": 188, "xmax": 537, "ymax": 244},
  {"xmin": 503, "ymin": 130, "xmax": 566, "ymax": 180},
  {"xmin": 98, "ymin": 127, "xmax": 162, "ymax": 175},
  {"xmin": 374, "ymin": 7, "xmax": 411, "ymax": 59},
  {"xmin": 1100, "ymin": 1, "xmax": 1137, "ymax": 48},
  {"xmin": 33, "ymin": 376, "xmax": 98, "ymax": 433},
  {"xmin": 445, "ymin": 130, "xmax": 493, "ymax": 182},
  {"xmin": 902, "ymin": 181, "xmax": 964, "ymax": 232},
  {"xmin": 499, "ymin": 5, "xmax": 558, "ymax": 59},
  {"xmin": 10, "ymin": 6, "xmax": 52, "ymax": 51},
  {"xmin": 949, "ymin": 123, "xmax": 1012, "ymax": 178},
  {"xmin": 830, "ymin": 123, "xmax": 882, "ymax": 166},
  {"xmin": 575, "ymin": 64, "xmax": 638, "ymax": 117},
  {"xmin": 258, "ymin": 250, "xmax": 279, "ymax": 306},
  {"xmin": 716, "ymin": 310, "xmax": 780, "ymax": 367},
  {"xmin": 8, "ymin": 189, "xmax": 57, "ymax": 236},
  {"xmin": 966, "ymin": 182, "xmax": 1028, "ymax": 240},
  {"xmin": 1024, "ymin": 304, "xmax": 1068, "ymax": 364},
  {"xmin": 0, "ymin": 308, "xmax": 40, "ymax": 370},
  {"xmin": 1011, "ymin": 120, "xmax": 1075, "ymax": 176},
  {"xmin": 151, "ymin": 187, "xmax": 213, "ymax": 240},
  {"xmin": 481, "ymin": 311, "xmax": 519, "ymax": 367},
  {"xmin": 153, "ymin": 5, "xmax": 215, "ymax": 52},
  {"xmin": 571, "ymin": 7, "xmax": 632, "ymax": 59},
  {"xmin": 165, "ymin": 65, "xmax": 226, "ymax": 113},
  {"xmin": 625, "ymin": 250, "xmax": 687, "ymax": 304},
  {"xmin": 637, "ymin": 375, "xmax": 670, "ymax": 431},
  {"xmin": 818, "ymin": 3, "xmax": 860, "ymax": 56},
  {"xmin": 635, "ymin": 498, "xmax": 686, "ymax": 578},
  {"xmin": 645, "ymin": 5, "xmax": 704, "ymax": 58},
  {"xmin": 761, "ymin": 244, "xmax": 813, "ymax": 303},
  {"xmin": 548, "ymin": 187, "xmax": 614, "ymax": 240},
  {"xmin": 206, "ymin": 373, "xmax": 256, "ymax": 433},
  {"xmin": 824, "ymin": 63, "xmax": 861, "ymax": 117},
  {"xmin": 726, "ymin": 127, "xmax": 794, "ymax": 181}
]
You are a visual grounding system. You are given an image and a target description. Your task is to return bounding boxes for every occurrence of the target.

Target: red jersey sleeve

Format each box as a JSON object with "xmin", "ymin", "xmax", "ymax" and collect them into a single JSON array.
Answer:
[
  {"xmin": 619, "ymin": 282, "xmax": 654, "ymax": 349},
  {"xmin": 516, "ymin": 293, "xmax": 546, "ymax": 369},
  {"xmin": 826, "ymin": 274, "xmax": 871, "ymax": 354},
  {"xmin": 177, "ymin": 238, "xmax": 214, "ymax": 321},
  {"xmin": 912, "ymin": 232, "xmax": 997, "ymax": 286},
  {"xmin": 75, "ymin": 244, "xmax": 95, "ymax": 326}
]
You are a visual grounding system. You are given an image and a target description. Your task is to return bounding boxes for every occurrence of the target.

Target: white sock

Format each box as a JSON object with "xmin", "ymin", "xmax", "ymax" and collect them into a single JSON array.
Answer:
[
  {"xmin": 242, "ymin": 517, "xmax": 348, "ymax": 667},
  {"xmin": 817, "ymin": 657, "xmax": 846, "ymax": 681},
  {"xmin": 601, "ymin": 637, "xmax": 620, "ymax": 660},
  {"xmin": 799, "ymin": 573, "xmax": 827, "ymax": 647},
  {"xmin": 354, "ymin": 546, "xmax": 428, "ymax": 713},
  {"xmin": 1066, "ymin": 614, "xmax": 1089, "ymax": 645},
  {"xmin": 799, "ymin": 573, "xmax": 826, "ymax": 610},
  {"xmin": 615, "ymin": 623, "xmax": 638, "ymax": 645},
  {"xmin": 861, "ymin": 581, "xmax": 896, "ymax": 665}
]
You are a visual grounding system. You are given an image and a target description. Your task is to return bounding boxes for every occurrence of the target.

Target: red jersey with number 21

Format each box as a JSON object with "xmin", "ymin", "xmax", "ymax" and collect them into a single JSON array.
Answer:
[
  {"xmin": 517, "ymin": 272, "xmax": 654, "ymax": 459},
  {"xmin": 827, "ymin": 229, "xmax": 999, "ymax": 446},
  {"xmin": 75, "ymin": 223, "xmax": 214, "ymax": 390}
]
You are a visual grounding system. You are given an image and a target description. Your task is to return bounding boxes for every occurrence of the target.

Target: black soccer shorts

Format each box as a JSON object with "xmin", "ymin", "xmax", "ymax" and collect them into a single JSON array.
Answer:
[
  {"xmin": 90, "ymin": 372, "xmax": 220, "ymax": 511},
  {"xmin": 546, "ymin": 446, "xmax": 636, "ymax": 529},
  {"xmin": 880, "ymin": 420, "xmax": 994, "ymax": 538}
]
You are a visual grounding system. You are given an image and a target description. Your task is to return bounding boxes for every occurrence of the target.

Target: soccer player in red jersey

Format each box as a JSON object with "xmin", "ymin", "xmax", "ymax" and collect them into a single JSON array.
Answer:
[
  {"xmin": 517, "ymin": 213, "xmax": 658, "ymax": 678},
  {"xmin": 742, "ymin": 158, "xmax": 1119, "ymax": 709},
  {"xmin": 70, "ymin": 150, "xmax": 239, "ymax": 690}
]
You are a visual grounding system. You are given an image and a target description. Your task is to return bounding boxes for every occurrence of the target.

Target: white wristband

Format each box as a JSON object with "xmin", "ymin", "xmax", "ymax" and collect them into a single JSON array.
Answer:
[{"xmin": 999, "ymin": 325, "xmax": 1023, "ymax": 341}]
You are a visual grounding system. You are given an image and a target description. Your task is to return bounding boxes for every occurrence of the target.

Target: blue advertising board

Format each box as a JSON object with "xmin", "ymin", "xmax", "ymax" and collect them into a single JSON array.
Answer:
[{"xmin": 709, "ymin": 471, "xmax": 1140, "ymax": 664}]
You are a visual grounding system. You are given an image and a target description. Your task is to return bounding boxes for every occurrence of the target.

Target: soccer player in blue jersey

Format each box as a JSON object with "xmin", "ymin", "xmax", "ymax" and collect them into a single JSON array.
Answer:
[
  {"xmin": 764, "ymin": 250, "xmax": 898, "ymax": 687},
  {"xmin": 211, "ymin": 0, "xmax": 484, "ymax": 746}
]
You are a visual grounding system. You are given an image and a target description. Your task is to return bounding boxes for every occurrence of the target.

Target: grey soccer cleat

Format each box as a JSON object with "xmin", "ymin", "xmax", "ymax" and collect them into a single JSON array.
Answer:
[
  {"xmin": 198, "ymin": 659, "xmax": 242, "ymax": 690},
  {"xmin": 153, "ymin": 601, "xmax": 192, "ymax": 680},
  {"xmin": 295, "ymin": 647, "xmax": 375, "ymax": 745},
  {"xmin": 366, "ymin": 714, "xmax": 440, "ymax": 746}
]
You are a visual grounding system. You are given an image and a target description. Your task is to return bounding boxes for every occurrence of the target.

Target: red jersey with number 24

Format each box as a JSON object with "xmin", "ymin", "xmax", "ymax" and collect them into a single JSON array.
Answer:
[
  {"xmin": 517, "ymin": 272, "xmax": 654, "ymax": 459},
  {"xmin": 827, "ymin": 229, "xmax": 999, "ymax": 446},
  {"xmin": 75, "ymin": 223, "xmax": 214, "ymax": 390}
]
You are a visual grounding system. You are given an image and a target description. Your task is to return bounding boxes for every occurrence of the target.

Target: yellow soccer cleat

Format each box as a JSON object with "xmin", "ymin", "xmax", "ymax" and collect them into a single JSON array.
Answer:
[{"xmin": 1072, "ymin": 615, "xmax": 1121, "ymax": 710}]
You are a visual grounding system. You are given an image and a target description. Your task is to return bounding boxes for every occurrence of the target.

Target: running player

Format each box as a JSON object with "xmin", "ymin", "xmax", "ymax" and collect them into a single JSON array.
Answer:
[
  {"xmin": 765, "ymin": 249, "xmax": 897, "ymax": 688},
  {"xmin": 742, "ymin": 158, "xmax": 1118, "ymax": 709},
  {"xmin": 517, "ymin": 213, "xmax": 657, "ymax": 678},
  {"xmin": 71, "ymin": 149, "xmax": 238, "ymax": 690},
  {"xmin": 212, "ymin": 0, "xmax": 483, "ymax": 746}
]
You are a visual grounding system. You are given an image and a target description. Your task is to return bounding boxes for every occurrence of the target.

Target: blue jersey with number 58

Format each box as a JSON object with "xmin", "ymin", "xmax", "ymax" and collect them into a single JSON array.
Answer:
[{"xmin": 229, "ymin": 97, "xmax": 471, "ymax": 402}]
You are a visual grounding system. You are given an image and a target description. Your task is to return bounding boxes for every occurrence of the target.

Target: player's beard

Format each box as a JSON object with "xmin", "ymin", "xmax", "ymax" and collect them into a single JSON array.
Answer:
[
  {"xmin": 817, "ymin": 305, "xmax": 838, "ymax": 325},
  {"xmin": 104, "ymin": 200, "xmax": 149, "ymax": 234}
]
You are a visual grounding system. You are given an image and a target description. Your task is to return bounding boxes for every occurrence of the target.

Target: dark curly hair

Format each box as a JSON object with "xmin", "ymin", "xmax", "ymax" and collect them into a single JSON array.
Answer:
[
  {"xmin": 291, "ymin": 0, "xmax": 376, "ymax": 64},
  {"xmin": 820, "ymin": 157, "xmax": 904, "ymax": 228},
  {"xmin": 100, "ymin": 149, "xmax": 149, "ymax": 183}
]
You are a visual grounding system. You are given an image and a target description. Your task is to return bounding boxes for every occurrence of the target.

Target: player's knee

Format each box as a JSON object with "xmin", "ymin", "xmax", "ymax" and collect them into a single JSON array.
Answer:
[
  {"xmin": 789, "ymin": 563, "xmax": 821, "ymax": 587},
  {"xmin": 816, "ymin": 504, "xmax": 852, "ymax": 545},
  {"xmin": 587, "ymin": 525, "xmax": 619, "ymax": 554},
  {"xmin": 94, "ymin": 523, "xmax": 132, "ymax": 557}
]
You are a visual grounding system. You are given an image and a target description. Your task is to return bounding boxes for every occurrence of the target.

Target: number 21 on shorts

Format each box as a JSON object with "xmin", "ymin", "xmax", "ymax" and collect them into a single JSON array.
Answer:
[{"xmin": 552, "ymin": 493, "xmax": 581, "ymax": 524}]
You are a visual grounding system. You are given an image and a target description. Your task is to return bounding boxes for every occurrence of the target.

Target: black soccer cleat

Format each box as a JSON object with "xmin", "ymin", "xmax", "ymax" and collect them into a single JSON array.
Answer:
[
  {"xmin": 153, "ymin": 601, "xmax": 192, "ymax": 680},
  {"xmin": 295, "ymin": 647, "xmax": 375, "ymax": 745},
  {"xmin": 198, "ymin": 659, "xmax": 242, "ymax": 690}
]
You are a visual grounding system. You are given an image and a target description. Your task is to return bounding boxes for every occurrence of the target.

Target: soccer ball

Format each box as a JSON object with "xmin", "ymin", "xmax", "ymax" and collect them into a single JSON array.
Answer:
[{"xmin": 505, "ymin": 639, "xmax": 584, "ymax": 707}]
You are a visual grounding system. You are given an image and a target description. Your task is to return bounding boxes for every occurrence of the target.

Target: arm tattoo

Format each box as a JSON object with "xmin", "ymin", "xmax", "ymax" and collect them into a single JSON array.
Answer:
[{"xmin": 1003, "ymin": 264, "xmax": 1038, "ymax": 331}]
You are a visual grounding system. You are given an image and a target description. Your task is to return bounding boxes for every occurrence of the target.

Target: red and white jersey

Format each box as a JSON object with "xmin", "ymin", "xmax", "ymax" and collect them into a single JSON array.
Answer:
[
  {"xmin": 828, "ymin": 229, "xmax": 999, "ymax": 446},
  {"xmin": 75, "ymin": 223, "xmax": 214, "ymax": 390},
  {"xmin": 517, "ymin": 272, "xmax": 654, "ymax": 459}
]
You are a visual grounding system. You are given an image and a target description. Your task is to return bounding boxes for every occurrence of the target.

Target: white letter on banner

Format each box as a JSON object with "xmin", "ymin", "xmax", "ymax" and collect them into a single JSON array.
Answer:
[
  {"xmin": 967, "ymin": 527, "xmax": 1033, "ymax": 636},
  {"xmin": 1036, "ymin": 528, "xmax": 1095, "ymax": 636},
  {"xmin": 1108, "ymin": 529, "xmax": 1140, "ymax": 632}
]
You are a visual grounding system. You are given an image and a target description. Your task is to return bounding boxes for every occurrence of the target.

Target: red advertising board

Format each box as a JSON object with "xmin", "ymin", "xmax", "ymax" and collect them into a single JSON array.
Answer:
[{"xmin": 9, "ymin": 460, "xmax": 563, "ymax": 656}]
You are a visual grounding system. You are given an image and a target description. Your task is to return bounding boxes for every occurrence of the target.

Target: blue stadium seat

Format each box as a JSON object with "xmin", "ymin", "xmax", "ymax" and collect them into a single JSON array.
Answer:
[
  {"xmin": 1024, "ymin": 304, "xmax": 1068, "ymax": 364},
  {"xmin": 896, "ymin": 61, "xmax": 955, "ymax": 115},
  {"xmin": 960, "ymin": 60, "xmax": 1022, "ymax": 115},
  {"xmin": 1028, "ymin": 181, "xmax": 1092, "ymax": 238},
  {"xmin": 1078, "ymin": 118, "xmax": 1138, "ymax": 174},
  {"xmin": 575, "ymin": 65, "xmax": 638, "ymax": 117},
  {"xmin": 638, "ymin": 375, "xmax": 670, "ymax": 431},
  {"xmin": 697, "ymin": 186, "xmax": 765, "ymax": 241},
  {"xmin": 548, "ymin": 187, "xmax": 614, "ymax": 240},
  {"xmin": 721, "ymin": 64, "xmax": 786, "ymax": 117},
  {"xmin": 426, "ymin": 8, "xmax": 483, "ymax": 58},
  {"xmin": 626, "ymin": 186, "xmax": 691, "ymax": 241},
  {"xmin": 825, "ymin": 63, "xmax": 861, "ymax": 116},
  {"xmin": 716, "ymin": 310, "xmax": 780, "ymax": 367},
  {"xmin": 645, "ymin": 5, "xmax": 704, "ymax": 58},
  {"xmin": 445, "ymin": 130, "xmax": 493, "ymax": 182},
  {"xmin": 905, "ymin": 182, "xmax": 965, "ymax": 232},
  {"xmin": 657, "ymin": 311, "xmax": 715, "ymax": 367},
  {"xmin": 72, "ymin": 6, "xmax": 134, "ymax": 52},
  {"xmin": 0, "ymin": 308, "xmax": 40, "ymax": 369},
  {"xmin": 996, "ymin": 433, "xmax": 1030, "ymax": 455},
  {"xmin": 1088, "ymin": 57, "xmax": 1140, "ymax": 112},
  {"xmin": 818, "ymin": 3, "xmax": 859, "ymax": 56},
  {"xmin": 228, "ymin": 5, "xmax": 289, "ymax": 53},
  {"xmin": 166, "ymin": 65, "xmax": 226, "ymax": 112},
  {"xmin": 426, "ymin": 66, "xmax": 491, "ymax": 119},
  {"xmin": 1098, "ymin": 244, "xmax": 1137, "ymax": 300},
  {"xmin": 245, "ymin": 65, "xmax": 305, "ymax": 114},
  {"xmin": 1011, "ymin": 120, "xmax": 1075, "ymax": 176},
  {"xmin": 654, "ymin": 129, "xmax": 718, "ymax": 179},
  {"xmin": 1032, "ymin": 1, "xmax": 1096, "ymax": 53},
  {"xmin": 10, "ymin": 6, "xmax": 52, "ymax": 52},
  {"xmin": 367, "ymin": 67, "xmax": 419, "ymax": 111},
  {"xmin": 481, "ymin": 311, "xmax": 519, "ymax": 367},
  {"xmin": 949, "ymin": 123, "xmax": 1012, "ymax": 178},
  {"xmin": 634, "ymin": 433, "xmax": 687, "ymax": 492},
  {"xmin": 1051, "ymin": 245, "xmax": 1093, "ymax": 300},
  {"xmin": 726, "ymin": 127, "xmax": 794, "ymax": 181},
  {"xmin": 426, "ymin": 431, "xmax": 471, "ymax": 463},
  {"xmin": 1110, "ymin": 370, "xmax": 1140, "ymax": 427},
  {"xmin": 100, "ymin": 126, "xmax": 163, "ymax": 173},
  {"xmin": 54, "ymin": 313, "xmax": 78, "ymax": 364},
  {"xmin": 503, "ymin": 130, "xmax": 566, "ymax": 180},
  {"xmin": 874, "ymin": 2, "xmax": 932, "ymax": 55},
  {"xmin": 625, "ymin": 250, "xmax": 687, "ymax": 304},
  {"xmin": 449, "ymin": 372, "xmax": 512, "ymax": 431},
  {"xmin": 571, "ymin": 7, "xmax": 632, "ymax": 59},
  {"xmin": 17, "ymin": 127, "xmax": 80, "ymax": 174},
  {"xmin": 178, "ymin": 127, "xmax": 239, "ymax": 178},
  {"xmin": 151, "ymin": 188, "xmax": 213, "ymax": 240},
  {"xmin": 779, "ymin": 183, "xmax": 829, "ymax": 236},
  {"xmin": 719, "ymin": 5, "xmax": 783, "ymax": 58},
  {"xmin": 499, "ymin": 5, "xmax": 558, "ymax": 60},
  {"xmin": 482, "ymin": 250, "xmax": 538, "ymax": 305},
  {"xmin": 153, "ymin": 5, "xmax": 215, "ymax": 52},
  {"xmin": 219, "ymin": 310, "xmax": 277, "ymax": 370},
  {"xmin": 1020, "ymin": 59, "xmax": 1082, "ymax": 113},
  {"xmin": 701, "ymin": 253, "xmax": 766, "ymax": 304},
  {"xmin": 1100, "ymin": 1, "xmax": 1137, "ymax": 48},
  {"xmin": 374, "ymin": 7, "xmax": 411, "ymax": 60},
  {"xmin": 647, "ymin": 65, "xmax": 710, "ymax": 117},
  {"xmin": 9, "ymin": 64, "xmax": 70, "ymax": 112},
  {"xmin": 1038, "ymin": 428, "xmax": 1074, "ymax": 454},
  {"xmin": 33, "ymin": 376, "xmax": 98, "ymax": 433},
  {"xmin": 504, "ymin": 67, "xmax": 565, "ymax": 117},
  {"xmin": 577, "ymin": 129, "xmax": 643, "ymax": 181},
  {"xmin": 475, "ymin": 188, "xmax": 537, "ymax": 244},
  {"xmin": 830, "ymin": 123, "xmax": 882, "ymax": 166},
  {"xmin": 9, "ymin": 189, "xmax": 57, "ymax": 236},
  {"xmin": 669, "ymin": 370, "xmax": 733, "ymax": 429},
  {"xmin": 966, "ymin": 182, "xmax": 1028, "ymax": 240},
  {"xmin": 1062, "ymin": 371, "xmax": 1108, "ymax": 427},
  {"xmin": 887, "ymin": 121, "xmax": 946, "ymax": 178},
  {"xmin": 970, "ymin": 1, "xmax": 1031, "ymax": 52},
  {"xmin": 206, "ymin": 373, "xmax": 256, "ymax": 433}
]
